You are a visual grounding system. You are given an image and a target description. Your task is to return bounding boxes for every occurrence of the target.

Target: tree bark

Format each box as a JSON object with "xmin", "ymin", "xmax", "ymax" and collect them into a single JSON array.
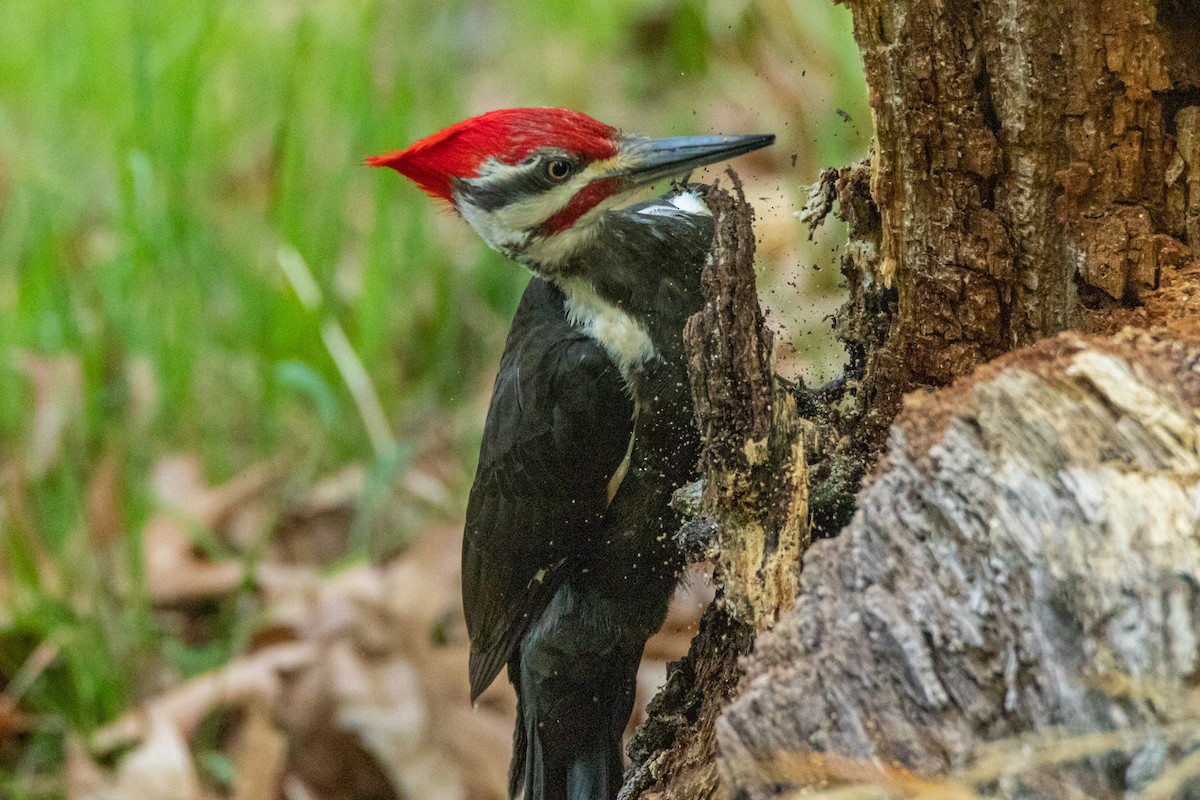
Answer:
[{"xmin": 829, "ymin": 0, "xmax": 1200, "ymax": 456}]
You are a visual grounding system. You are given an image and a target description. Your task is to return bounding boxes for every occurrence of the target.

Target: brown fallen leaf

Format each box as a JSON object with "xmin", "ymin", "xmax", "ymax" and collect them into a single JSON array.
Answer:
[
  {"xmin": 113, "ymin": 711, "xmax": 204, "ymax": 800},
  {"xmin": 143, "ymin": 511, "xmax": 246, "ymax": 604},
  {"xmin": 93, "ymin": 641, "xmax": 317, "ymax": 754},
  {"xmin": 232, "ymin": 698, "xmax": 286, "ymax": 800},
  {"xmin": 104, "ymin": 460, "xmax": 710, "ymax": 800},
  {"xmin": 261, "ymin": 524, "xmax": 512, "ymax": 799},
  {"xmin": 0, "ymin": 695, "xmax": 34, "ymax": 748},
  {"xmin": 143, "ymin": 454, "xmax": 313, "ymax": 605},
  {"xmin": 66, "ymin": 733, "xmax": 110, "ymax": 800},
  {"xmin": 72, "ymin": 713, "xmax": 209, "ymax": 800},
  {"xmin": 152, "ymin": 453, "xmax": 288, "ymax": 531},
  {"xmin": 268, "ymin": 463, "xmax": 377, "ymax": 568}
]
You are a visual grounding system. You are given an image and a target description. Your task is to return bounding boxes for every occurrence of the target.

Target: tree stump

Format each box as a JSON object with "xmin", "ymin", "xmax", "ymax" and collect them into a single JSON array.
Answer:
[
  {"xmin": 629, "ymin": 0, "xmax": 1200, "ymax": 796},
  {"xmin": 719, "ymin": 331, "xmax": 1200, "ymax": 798}
]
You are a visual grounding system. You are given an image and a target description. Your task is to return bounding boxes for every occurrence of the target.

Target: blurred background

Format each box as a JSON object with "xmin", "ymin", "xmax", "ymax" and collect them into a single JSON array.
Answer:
[{"xmin": 0, "ymin": 0, "xmax": 868, "ymax": 797}]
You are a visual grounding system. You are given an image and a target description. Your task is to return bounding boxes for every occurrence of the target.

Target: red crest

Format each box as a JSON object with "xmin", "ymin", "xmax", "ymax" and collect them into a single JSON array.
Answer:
[{"xmin": 368, "ymin": 108, "xmax": 621, "ymax": 201}]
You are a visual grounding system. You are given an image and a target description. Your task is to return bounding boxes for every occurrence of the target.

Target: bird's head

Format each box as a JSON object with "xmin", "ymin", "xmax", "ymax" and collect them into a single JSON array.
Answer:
[{"xmin": 369, "ymin": 108, "xmax": 773, "ymax": 270}]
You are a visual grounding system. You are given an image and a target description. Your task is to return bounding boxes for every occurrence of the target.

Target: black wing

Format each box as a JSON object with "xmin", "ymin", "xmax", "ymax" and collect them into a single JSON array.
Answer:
[{"xmin": 462, "ymin": 278, "xmax": 634, "ymax": 700}]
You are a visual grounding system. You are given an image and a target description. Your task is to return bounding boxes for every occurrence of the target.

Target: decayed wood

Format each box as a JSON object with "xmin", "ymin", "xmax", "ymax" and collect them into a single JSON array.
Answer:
[
  {"xmin": 717, "ymin": 331, "xmax": 1200, "ymax": 799},
  {"xmin": 687, "ymin": 173, "xmax": 810, "ymax": 632},
  {"xmin": 620, "ymin": 175, "xmax": 809, "ymax": 800},
  {"xmin": 622, "ymin": 603, "xmax": 754, "ymax": 800},
  {"xmin": 801, "ymin": 160, "xmax": 893, "ymax": 535}
]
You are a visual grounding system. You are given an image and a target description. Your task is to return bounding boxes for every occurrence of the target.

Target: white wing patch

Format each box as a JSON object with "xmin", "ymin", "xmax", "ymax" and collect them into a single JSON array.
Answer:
[
  {"xmin": 561, "ymin": 278, "xmax": 655, "ymax": 376},
  {"xmin": 636, "ymin": 190, "xmax": 711, "ymax": 218},
  {"xmin": 667, "ymin": 190, "xmax": 710, "ymax": 215}
]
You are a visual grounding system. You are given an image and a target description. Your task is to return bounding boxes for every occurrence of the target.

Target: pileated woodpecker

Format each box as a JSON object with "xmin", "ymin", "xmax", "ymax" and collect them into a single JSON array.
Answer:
[{"xmin": 370, "ymin": 108, "xmax": 773, "ymax": 800}]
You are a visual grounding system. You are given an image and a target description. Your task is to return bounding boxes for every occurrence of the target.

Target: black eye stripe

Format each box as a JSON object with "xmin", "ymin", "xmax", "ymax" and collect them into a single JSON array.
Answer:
[{"xmin": 454, "ymin": 158, "xmax": 581, "ymax": 211}]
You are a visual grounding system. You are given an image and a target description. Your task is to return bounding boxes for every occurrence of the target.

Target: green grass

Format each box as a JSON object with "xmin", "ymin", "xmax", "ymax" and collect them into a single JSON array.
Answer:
[{"xmin": 0, "ymin": 0, "xmax": 869, "ymax": 794}]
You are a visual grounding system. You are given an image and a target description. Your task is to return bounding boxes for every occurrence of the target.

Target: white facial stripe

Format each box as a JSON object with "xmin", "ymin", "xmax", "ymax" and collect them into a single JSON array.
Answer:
[
  {"xmin": 471, "ymin": 158, "xmax": 529, "ymax": 183},
  {"xmin": 456, "ymin": 182, "xmax": 584, "ymax": 257},
  {"xmin": 454, "ymin": 156, "xmax": 588, "ymax": 255},
  {"xmin": 458, "ymin": 200, "xmax": 527, "ymax": 254}
]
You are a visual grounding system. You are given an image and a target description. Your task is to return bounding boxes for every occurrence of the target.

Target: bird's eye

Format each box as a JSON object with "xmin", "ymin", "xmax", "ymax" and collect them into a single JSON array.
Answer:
[{"xmin": 543, "ymin": 159, "xmax": 573, "ymax": 182}]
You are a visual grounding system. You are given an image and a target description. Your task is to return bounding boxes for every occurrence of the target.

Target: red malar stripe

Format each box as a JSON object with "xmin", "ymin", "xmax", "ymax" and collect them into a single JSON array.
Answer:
[{"xmin": 538, "ymin": 177, "xmax": 625, "ymax": 235}]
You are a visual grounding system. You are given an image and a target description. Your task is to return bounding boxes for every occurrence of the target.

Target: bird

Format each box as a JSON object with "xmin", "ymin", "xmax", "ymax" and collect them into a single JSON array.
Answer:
[{"xmin": 369, "ymin": 108, "xmax": 773, "ymax": 800}]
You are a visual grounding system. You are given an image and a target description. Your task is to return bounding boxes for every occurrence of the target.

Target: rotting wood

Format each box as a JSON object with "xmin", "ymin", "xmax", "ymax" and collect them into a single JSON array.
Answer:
[
  {"xmin": 630, "ymin": 0, "xmax": 1200, "ymax": 796},
  {"xmin": 620, "ymin": 173, "xmax": 810, "ymax": 800},
  {"xmin": 686, "ymin": 172, "xmax": 810, "ymax": 633},
  {"xmin": 800, "ymin": 159, "xmax": 893, "ymax": 535}
]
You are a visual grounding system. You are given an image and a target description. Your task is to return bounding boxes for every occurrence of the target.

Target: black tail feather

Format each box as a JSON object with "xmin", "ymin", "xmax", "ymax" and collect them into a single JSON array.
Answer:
[
  {"xmin": 566, "ymin": 736, "xmax": 623, "ymax": 800},
  {"xmin": 508, "ymin": 659, "xmax": 527, "ymax": 800},
  {"xmin": 514, "ymin": 689, "xmax": 623, "ymax": 800},
  {"xmin": 506, "ymin": 583, "xmax": 670, "ymax": 800}
]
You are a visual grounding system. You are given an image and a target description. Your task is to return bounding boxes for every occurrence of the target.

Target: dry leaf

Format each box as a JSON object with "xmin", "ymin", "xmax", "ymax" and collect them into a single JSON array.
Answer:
[
  {"xmin": 73, "ymin": 714, "xmax": 206, "ymax": 800},
  {"xmin": 232, "ymin": 699, "xmax": 286, "ymax": 800},
  {"xmin": 152, "ymin": 454, "xmax": 286, "ymax": 530},
  {"xmin": 94, "ymin": 642, "xmax": 317, "ymax": 753},
  {"xmin": 112, "ymin": 712, "xmax": 203, "ymax": 800},
  {"xmin": 66, "ymin": 734, "xmax": 110, "ymax": 800},
  {"xmin": 0, "ymin": 695, "xmax": 33, "ymax": 747},
  {"xmin": 101, "ymin": 462, "xmax": 711, "ymax": 800},
  {"xmin": 143, "ymin": 454, "xmax": 306, "ymax": 604},
  {"xmin": 143, "ymin": 512, "xmax": 245, "ymax": 604}
]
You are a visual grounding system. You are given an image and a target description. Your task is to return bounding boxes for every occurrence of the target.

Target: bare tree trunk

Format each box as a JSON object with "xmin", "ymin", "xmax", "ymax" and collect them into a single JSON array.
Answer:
[
  {"xmin": 626, "ymin": 0, "xmax": 1200, "ymax": 797},
  {"xmin": 833, "ymin": 0, "xmax": 1200, "ymax": 453}
]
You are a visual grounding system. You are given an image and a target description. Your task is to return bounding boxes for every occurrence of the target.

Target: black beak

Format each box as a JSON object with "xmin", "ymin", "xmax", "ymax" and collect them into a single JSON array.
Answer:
[{"xmin": 617, "ymin": 133, "xmax": 775, "ymax": 185}]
